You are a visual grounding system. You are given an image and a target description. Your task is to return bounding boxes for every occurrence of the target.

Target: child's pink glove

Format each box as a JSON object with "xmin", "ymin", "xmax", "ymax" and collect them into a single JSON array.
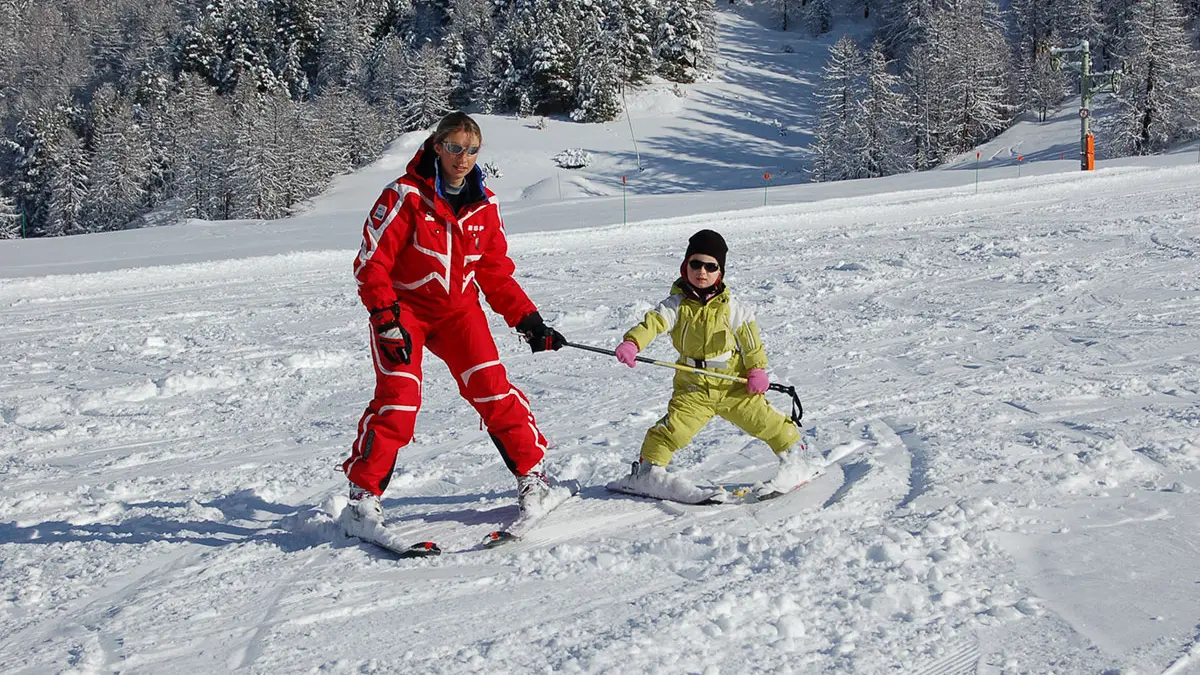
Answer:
[
  {"xmin": 746, "ymin": 368, "xmax": 769, "ymax": 394},
  {"xmin": 615, "ymin": 340, "xmax": 639, "ymax": 368}
]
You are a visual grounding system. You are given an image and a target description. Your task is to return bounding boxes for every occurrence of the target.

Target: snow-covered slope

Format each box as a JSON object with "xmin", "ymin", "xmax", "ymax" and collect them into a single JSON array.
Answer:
[
  {"xmin": 3, "ymin": 5, "xmax": 1200, "ymax": 674},
  {"xmin": 3, "ymin": 158, "xmax": 1199, "ymax": 673}
]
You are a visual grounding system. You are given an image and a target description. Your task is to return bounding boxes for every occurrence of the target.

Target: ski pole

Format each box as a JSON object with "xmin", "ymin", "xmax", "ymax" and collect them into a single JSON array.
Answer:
[{"xmin": 563, "ymin": 340, "xmax": 803, "ymax": 425}]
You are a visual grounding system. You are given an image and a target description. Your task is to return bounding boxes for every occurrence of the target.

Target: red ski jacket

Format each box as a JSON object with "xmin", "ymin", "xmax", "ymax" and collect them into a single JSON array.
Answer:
[{"xmin": 353, "ymin": 139, "xmax": 537, "ymax": 326}]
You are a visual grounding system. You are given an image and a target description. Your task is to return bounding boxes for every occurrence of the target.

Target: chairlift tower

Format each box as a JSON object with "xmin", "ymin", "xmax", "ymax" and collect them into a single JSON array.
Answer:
[{"xmin": 1048, "ymin": 40, "xmax": 1123, "ymax": 171}]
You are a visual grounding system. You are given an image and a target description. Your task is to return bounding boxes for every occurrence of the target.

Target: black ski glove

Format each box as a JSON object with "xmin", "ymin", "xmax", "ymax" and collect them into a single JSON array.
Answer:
[
  {"xmin": 516, "ymin": 311, "xmax": 565, "ymax": 353},
  {"xmin": 369, "ymin": 302, "xmax": 412, "ymax": 366}
]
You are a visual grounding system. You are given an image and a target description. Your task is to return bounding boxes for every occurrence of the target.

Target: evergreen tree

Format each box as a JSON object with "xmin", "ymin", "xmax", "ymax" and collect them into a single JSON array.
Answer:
[
  {"xmin": 656, "ymin": 0, "xmax": 716, "ymax": 83},
  {"xmin": 804, "ymin": 0, "xmax": 833, "ymax": 36},
  {"xmin": 86, "ymin": 86, "xmax": 152, "ymax": 231},
  {"xmin": 531, "ymin": 1, "xmax": 576, "ymax": 113},
  {"xmin": 46, "ymin": 129, "xmax": 91, "ymax": 236},
  {"xmin": 572, "ymin": 34, "xmax": 624, "ymax": 122},
  {"xmin": 1110, "ymin": 0, "xmax": 1200, "ymax": 154},
  {"xmin": 769, "ymin": 0, "xmax": 803, "ymax": 31},
  {"xmin": 855, "ymin": 41, "xmax": 912, "ymax": 177},
  {"xmin": 811, "ymin": 36, "xmax": 866, "ymax": 182},
  {"xmin": 0, "ymin": 194, "xmax": 21, "ymax": 239},
  {"xmin": 904, "ymin": 37, "xmax": 956, "ymax": 169},
  {"xmin": 944, "ymin": 0, "xmax": 1013, "ymax": 150},
  {"xmin": 603, "ymin": 0, "xmax": 655, "ymax": 84},
  {"xmin": 397, "ymin": 43, "xmax": 452, "ymax": 129},
  {"xmin": 1012, "ymin": 0, "xmax": 1069, "ymax": 119}
]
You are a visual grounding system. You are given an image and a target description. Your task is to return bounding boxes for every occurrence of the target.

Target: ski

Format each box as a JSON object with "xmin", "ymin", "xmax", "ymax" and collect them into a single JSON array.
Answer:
[
  {"xmin": 608, "ymin": 439, "xmax": 872, "ymax": 505},
  {"xmin": 606, "ymin": 461, "xmax": 729, "ymax": 505},
  {"xmin": 395, "ymin": 541, "xmax": 442, "ymax": 558},
  {"xmin": 480, "ymin": 479, "xmax": 581, "ymax": 548},
  {"xmin": 727, "ymin": 439, "xmax": 871, "ymax": 502}
]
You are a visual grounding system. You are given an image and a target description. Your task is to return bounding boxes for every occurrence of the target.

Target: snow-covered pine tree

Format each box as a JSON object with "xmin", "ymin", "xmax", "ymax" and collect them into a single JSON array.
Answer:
[
  {"xmin": 769, "ymin": 0, "xmax": 803, "ymax": 31},
  {"xmin": 875, "ymin": 0, "xmax": 938, "ymax": 64},
  {"xmin": 1012, "ymin": 0, "xmax": 1069, "ymax": 120},
  {"xmin": 45, "ymin": 129, "xmax": 91, "ymax": 236},
  {"xmin": 854, "ymin": 41, "xmax": 912, "ymax": 178},
  {"xmin": 572, "ymin": 34, "xmax": 623, "ymax": 122},
  {"xmin": 804, "ymin": 0, "xmax": 833, "ymax": 36},
  {"xmin": 943, "ymin": 0, "xmax": 1013, "ymax": 151},
  {"xmin": 603, "ymin": 0, "xmax": 655, "ymax": 85},
  {"xmin": 531, "ymin": 1, "xmax": 576, "ymax": 113},
  {"xmin": 448, "ymin": 0, "xmax": 497, "ymax": 109},
  {"xmin": 904, "ymin": 35, "xmax": 957, "ymax": 169},
  {"xmin": 85, "ymin": 86, "xmax": 152, "ymax": 232},
  {"xmin": 1109, "ymin": 0, "xmax": 1200, "ymax": 154},
  {"xmin": 397, "ymin": 43, "xmax": 452, "ymax": 129},
  {"xmin": 169, "ymin": 74, "xmax": 236, "ymax": 220},
  {"xmin": 0, "ymin": 194, "xmax": 20, "ymax": 239},
  {"xmin": 312, "ymin": 0, "xmax": 374, "ymax": 92},
  {"xmin": 810, "ymin": 35, "xmax": 866, "ymax": 182},
  {"xmin": 316, "ymin": 87, "xmax": 394, "ymax": 169},
  {"xmin": 268, "ymin": 0, "xmax": 324, "ymax": 100},
  {"xmin": 656, "ymin": 0, "xmax": 716, "ymax": 83},
  {"xmin": 364, "ymin": 35, "xmax": 410, "ymax": 106},
  {"xmin": 1057, "ymin": 0, "xmax": 1106, "ymax": 48}
]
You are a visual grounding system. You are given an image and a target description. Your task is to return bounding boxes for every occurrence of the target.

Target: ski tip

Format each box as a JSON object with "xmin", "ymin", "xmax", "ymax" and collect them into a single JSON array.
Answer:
[
  {"xmin": 397, "ymin": 541, "xmax": 442, "ymax": 558},
  {"xmin": 482, "ymin": 530, "xmax": 519, "ymax": 548}
]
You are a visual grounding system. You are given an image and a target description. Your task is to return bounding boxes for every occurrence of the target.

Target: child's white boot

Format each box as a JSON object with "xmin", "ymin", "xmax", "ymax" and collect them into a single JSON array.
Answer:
[
  {"xmin": 609, "ymin": 459, "xmax": 727, "ymax": 504},
  {"xmin": 759, "ymin": 443, "xmax": 824, "ymax": 499}
]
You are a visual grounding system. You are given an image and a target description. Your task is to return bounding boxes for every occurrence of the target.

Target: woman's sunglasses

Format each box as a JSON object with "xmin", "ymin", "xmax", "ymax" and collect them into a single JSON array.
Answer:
[
  {"xmin": 442, "ymin": 141, "xmax": 481, "ymax": 156},
  {"xmin": 688, "ymin": 260, "xmax": 720, "ymax": 273}
]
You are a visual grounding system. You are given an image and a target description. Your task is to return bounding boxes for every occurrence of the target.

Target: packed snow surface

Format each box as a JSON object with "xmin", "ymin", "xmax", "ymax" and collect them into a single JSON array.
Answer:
[{"xmin": 2, "ymin": 160, "xmax": 1199, "ymax": 673}]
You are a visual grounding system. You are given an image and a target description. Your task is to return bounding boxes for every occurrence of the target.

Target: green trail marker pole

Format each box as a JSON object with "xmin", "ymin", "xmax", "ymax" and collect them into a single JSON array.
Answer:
[
  {"xmin": 1049, "ymin": 39, "xmax": 1122, "ymax": 172},
  {"xmin": 622, "ymin": 175, "xmax": 627, "ymax": 225}
]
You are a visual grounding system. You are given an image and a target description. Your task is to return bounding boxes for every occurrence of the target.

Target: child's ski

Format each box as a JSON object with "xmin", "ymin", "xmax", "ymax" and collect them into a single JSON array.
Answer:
[{"xmin": 745, "ymin": 439, "xmax": 871, "ymax": 501}]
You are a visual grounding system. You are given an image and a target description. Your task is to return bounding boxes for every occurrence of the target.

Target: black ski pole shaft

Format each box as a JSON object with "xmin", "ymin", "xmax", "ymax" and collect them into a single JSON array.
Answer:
[{"xmin": 564, "ymin": 341, "xmax": 804, "ymax": 425}]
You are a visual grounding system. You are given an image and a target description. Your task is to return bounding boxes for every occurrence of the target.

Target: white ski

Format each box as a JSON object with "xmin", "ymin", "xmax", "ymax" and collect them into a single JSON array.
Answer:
[
  {"xmin": 482, "ymin": 479, "xmax": 581, "ymax": 547},
  {"xmin": 750, "ymin": 439, "xmax": 871, "ymax": 501},
  {"xmin": 606, "ymin": 462, "xmax": 729, "ymax": 505},
  {"xmin": 341, "ymin": 509, "xmax": 442, "ymax": 558}
]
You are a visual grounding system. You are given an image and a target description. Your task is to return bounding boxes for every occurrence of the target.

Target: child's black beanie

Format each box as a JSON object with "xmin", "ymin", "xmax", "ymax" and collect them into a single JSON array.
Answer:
[{"xmin": 685, "ymin": 229, "xmax": 728, "ymax": 270}]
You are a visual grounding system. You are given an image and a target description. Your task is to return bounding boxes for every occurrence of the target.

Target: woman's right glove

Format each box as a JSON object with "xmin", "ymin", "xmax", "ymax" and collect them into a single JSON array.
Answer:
[
  {"xmin": 615, "ymin": 340, "xmax": 639, "ymax": 368},
  {"xmin": 369, "ymin": 302, "xmax": 412, "ymax": 366},
  {"xmin": 516, "ymin": 311, "xmax": 566, "ymax": 353}
]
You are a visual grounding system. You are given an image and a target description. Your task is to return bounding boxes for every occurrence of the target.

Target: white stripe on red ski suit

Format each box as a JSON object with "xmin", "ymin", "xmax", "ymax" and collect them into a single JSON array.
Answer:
[{"xmin": 344, "ymin": 139, "xmax": 547, "ymax": 496}]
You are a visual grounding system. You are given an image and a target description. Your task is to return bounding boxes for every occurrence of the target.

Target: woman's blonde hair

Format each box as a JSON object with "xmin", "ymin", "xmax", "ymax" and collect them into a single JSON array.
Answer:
[{"xmin": 433, "ymin": 112, "xmax": 482, "ymax": 144}]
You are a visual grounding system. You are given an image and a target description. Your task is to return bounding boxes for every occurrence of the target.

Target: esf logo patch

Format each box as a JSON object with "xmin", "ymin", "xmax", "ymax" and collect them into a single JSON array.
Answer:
[{"xmin": 372, "ymin": 204, "xmax": 387, "ymax": 222}]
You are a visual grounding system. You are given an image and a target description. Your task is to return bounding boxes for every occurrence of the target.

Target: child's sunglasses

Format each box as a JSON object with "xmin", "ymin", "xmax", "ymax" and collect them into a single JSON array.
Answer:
[
  {"xmin": 688, "ymin": 259, "xmax": 720, "ymax": 273},
  {"xmin": 442, "ymin": 141, "xmax": 481, "ymax": 156}
]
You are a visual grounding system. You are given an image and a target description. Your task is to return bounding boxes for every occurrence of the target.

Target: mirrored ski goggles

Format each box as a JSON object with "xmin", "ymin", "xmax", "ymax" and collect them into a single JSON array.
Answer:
[
  {"xmin": 688, "ymin": 259, "xmax": 720, "ymax": 273},
  {"xmin": 441, "ymin": 141, "xmax": 481, "ymax": 156}
]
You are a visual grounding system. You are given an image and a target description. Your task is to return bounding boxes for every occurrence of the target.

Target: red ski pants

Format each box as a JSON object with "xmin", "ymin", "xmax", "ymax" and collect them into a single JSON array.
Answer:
[{"xmin": 343, "ymin": 304, "xmax": 547, "ymax": 496}]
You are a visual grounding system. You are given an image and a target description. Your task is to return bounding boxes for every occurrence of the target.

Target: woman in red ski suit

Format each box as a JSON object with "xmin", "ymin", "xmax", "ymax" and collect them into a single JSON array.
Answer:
[{"xmin": 344, "ymin": 112, "xmax": 565, "ymax": 520}]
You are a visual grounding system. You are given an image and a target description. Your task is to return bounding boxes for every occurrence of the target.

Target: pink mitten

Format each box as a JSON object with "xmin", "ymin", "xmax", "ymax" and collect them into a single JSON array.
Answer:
[
  {"xmin": 746, "ymin": 368, "xmax": 769, "ymax": 394},
  {"xmin": 615, "ymin": 340, "xmax": 639, "ymax": 368}
]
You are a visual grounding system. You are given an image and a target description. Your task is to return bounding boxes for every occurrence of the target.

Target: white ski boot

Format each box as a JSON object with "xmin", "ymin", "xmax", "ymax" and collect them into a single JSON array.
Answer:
[
  {"xmin": 757, "ymin": 444, "xmax": 824, "ymax": 499},
  {"xmin": 516, "ymin": 465, "xmax": 554, "ymax": 520},
  {"xmin": 348, "ymin": 483, "xmax": 383, "ymax": 524},
  {"xmin": 608, "ymin": 459, "xmax": 727, "ymax": 505}
]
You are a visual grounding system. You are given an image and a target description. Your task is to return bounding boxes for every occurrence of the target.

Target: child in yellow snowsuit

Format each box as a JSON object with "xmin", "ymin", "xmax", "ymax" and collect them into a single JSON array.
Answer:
[{"xmin": 610, "ymin": 230, "xmax": 819, "ymax": 503}]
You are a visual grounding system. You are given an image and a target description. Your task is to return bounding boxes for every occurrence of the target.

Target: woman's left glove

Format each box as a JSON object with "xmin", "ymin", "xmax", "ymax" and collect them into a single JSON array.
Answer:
[
  {"xmin": 516, "ymin": 311, "xmax": 566, "ymax": 353},
  {"xmin": 369, "ymin": 302, "xmax": 412, "ymax": 366},
  {"xmin": 746, "ymin": 368, "xmax": 769, "ymax": 395}
]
